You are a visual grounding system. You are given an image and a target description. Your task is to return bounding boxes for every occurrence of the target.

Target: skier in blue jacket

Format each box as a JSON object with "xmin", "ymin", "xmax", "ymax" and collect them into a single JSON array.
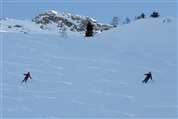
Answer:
[
  {"xmin": 142, "ymin": 72, "xmax": 152, "ymax": 83},
  {"xmin": 21, "ymin": 72, "xmax": 32, "ymax": 84}
]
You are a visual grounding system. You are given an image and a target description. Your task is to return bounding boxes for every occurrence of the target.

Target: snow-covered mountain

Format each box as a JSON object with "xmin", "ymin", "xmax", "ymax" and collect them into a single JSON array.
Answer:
[
  {"xmin": 0, "ymin": 16, "xmax": 177, "ymax": 119},
  {"xmin": 0, "ymin": 10, "xmax": 113, "ymax": 35},
  {"xmin": 32, "ymin": 10, "xmax": 113, "ymax": 32}
]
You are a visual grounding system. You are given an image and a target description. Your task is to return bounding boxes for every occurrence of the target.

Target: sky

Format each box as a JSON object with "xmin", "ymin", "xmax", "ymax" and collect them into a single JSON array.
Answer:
[{"xmin": 1, "ymin": 0, "xmax": 177, "ymax": 23}]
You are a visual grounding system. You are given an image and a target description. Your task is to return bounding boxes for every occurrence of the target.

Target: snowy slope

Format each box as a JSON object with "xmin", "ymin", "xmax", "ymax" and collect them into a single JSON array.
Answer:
[
  {"xmin": 0, "ymin": 17, "xmax": 177, "ymax": 119},
  {"xmin": 0, "ymin": 18, "xmax": 66, "ymax": 34}
]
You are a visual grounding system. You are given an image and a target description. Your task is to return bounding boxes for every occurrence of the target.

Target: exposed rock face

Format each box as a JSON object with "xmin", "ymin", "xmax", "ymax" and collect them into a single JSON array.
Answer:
[{"xmin": 32, "ymin": 10, "xmax": 113, "ymax": 32}]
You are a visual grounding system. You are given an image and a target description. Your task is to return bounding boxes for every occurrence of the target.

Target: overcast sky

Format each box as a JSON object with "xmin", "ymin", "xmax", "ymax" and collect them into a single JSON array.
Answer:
[{"xmin": 1, "ymin": 0, "xmax": 177, "ymax": 23}]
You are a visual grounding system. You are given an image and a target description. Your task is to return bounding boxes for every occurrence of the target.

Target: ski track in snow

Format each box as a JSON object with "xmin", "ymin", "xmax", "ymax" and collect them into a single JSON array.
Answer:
[
  {"xmin": 88, "ymin": 66, "xmax": 120, "ymax": 73},
  {"xmin": 47, "ymin": 55, "xmax": 121, "ymax": 65},
  {"xmin": 88, "ymin": 89, "xmax": 135, "ymax": 100}
]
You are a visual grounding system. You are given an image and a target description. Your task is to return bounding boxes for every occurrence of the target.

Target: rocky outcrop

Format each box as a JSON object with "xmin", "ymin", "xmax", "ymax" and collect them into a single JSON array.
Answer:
[{"xmin": 32, "ymin": 10, "xmax": 113, "ymax": 32}]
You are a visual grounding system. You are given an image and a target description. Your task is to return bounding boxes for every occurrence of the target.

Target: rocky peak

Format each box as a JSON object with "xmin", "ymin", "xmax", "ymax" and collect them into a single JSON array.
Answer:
[{"xmin": 32, "ymin": 10, "xmax": 113, "ymax": 32}]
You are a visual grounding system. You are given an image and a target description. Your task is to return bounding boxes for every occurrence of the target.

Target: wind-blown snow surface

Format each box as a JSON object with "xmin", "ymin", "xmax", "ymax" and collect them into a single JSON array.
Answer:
[{"xmin": 1, "ymin": 18, "xmax": 177, "ymax": 119}]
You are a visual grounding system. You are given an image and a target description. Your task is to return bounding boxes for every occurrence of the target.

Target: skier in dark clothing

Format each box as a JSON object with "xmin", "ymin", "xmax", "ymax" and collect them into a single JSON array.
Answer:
[
  {"xmin": 21, "ymin": 72, "xmax": 32, "ymax": 84},
  {"xmin": 142, "ymin": 72, "xmax": 152, "ymax": 83}
]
